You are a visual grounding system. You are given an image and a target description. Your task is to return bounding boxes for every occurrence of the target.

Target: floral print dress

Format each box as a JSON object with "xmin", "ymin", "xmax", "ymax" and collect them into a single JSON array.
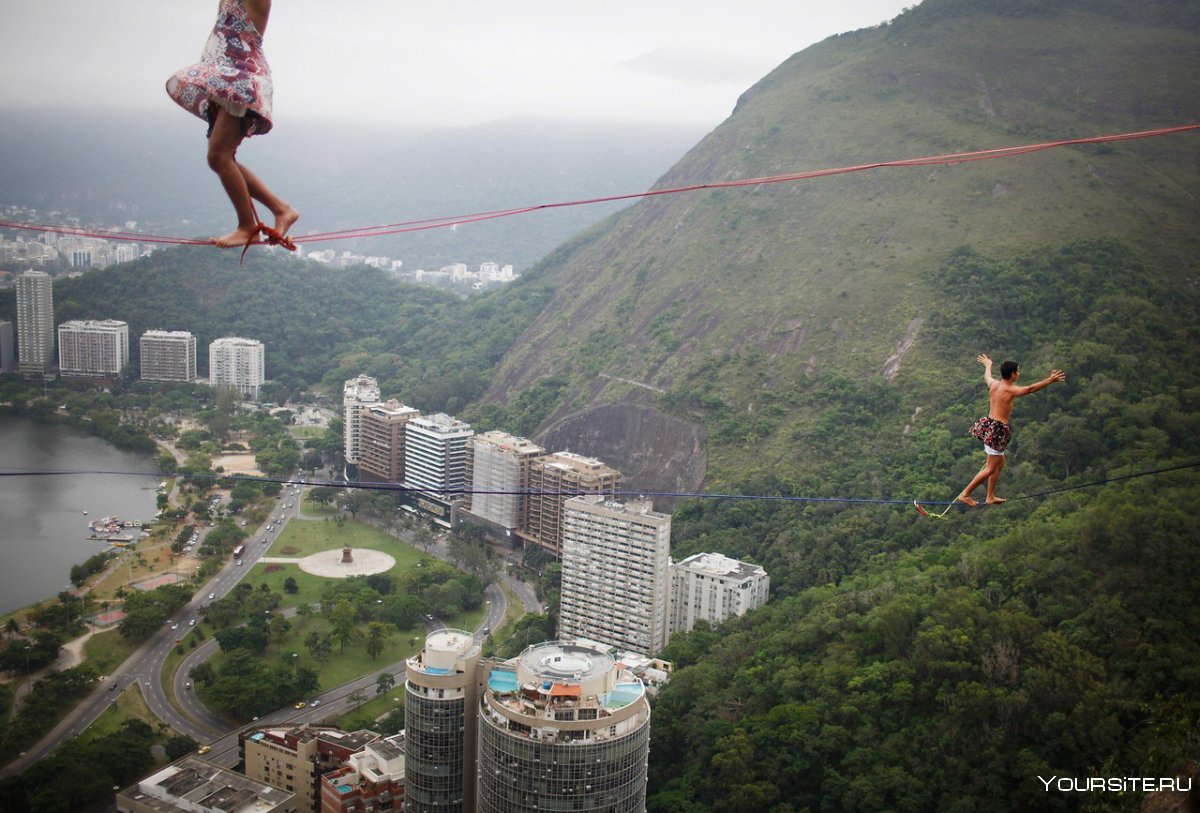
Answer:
[{"xmin": 166, "ymin": 0, "xmax": 274, "ymax": 136}]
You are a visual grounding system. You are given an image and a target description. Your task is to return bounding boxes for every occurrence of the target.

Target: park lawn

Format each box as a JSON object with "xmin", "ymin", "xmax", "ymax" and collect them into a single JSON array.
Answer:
[
  {"xmin": 300, "ymin": 493, "xmax": 338, "ymax": 517},
  {"xmin": 246, "ymin": 563, "xmax": 334, "ymax": 613},
  {"xmin": 271, "ymin": 518, "xmax": 426, "ymax": 563},
  {"xmin": 83, "ymin": 627, "xmax": 141, "ymax": 676},
  {"xmin": 289, "ymin": 426, "xmax": 325, "ymax": 440}
]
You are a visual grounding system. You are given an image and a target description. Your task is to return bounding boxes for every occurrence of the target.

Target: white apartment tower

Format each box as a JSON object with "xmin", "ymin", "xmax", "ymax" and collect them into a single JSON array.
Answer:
[
  {"xmin": 463, "ymin": 431, "xmax": 545, "ymax": 531},
  {"xmin": 15, "ymin": 269, "xmax": 54, "ymax": 377},
  {"xmin": 669, "ymin": 552, "xmax": 771, "ymax": 634},
  {"xmin": 139, "ymin": 330, "xmax": 197, "ymax": 382},
  {"xmin": 559, "ymin": 496, "xmax": 673, "ymax": 656},
  {"xmin": 342, "ymin": 374, "xmax": 381, "ymax": 466},
  {"xmin": 209, "ymin": 336, "xmax": 265, "ymax": 400},
  {"xmin": 403, "ymin": 413, "xmax": 474, "ymax": 497},
  {"xmin": 57, "ymin": 320, "xmax": 129, "ymax": 378}
]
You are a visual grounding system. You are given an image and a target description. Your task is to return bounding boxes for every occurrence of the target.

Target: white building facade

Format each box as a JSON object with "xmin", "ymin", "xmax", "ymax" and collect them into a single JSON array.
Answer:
[
  {"xmin": 209, "ymin": 336, "xmax": 265, "ymax": 399},
  {"xmin": 463, "ymin": 431, "xmax": 545, "ymax": 531},
  {"xmin": 669, "ymin": 552, "xmax": 770, "ymax": 634},
  {"xmin": 139, "ymin": 330, "xmax": 197, "ymax": 382},
  {"xmin": 403, "ymin": 413, "xmax": 474, "ymax": 497},
  {"xmin": 559, "ymin": 497, "xmax": 673, "ymax": 656},
  {"xmin": 342, "ymin": 374, "xmax": 381, "ymax": 466},
  {"xmin": 15, "ymin": 269, "xmax": 54, "ymax": 377},
  {"xmin": 57, "ymin": 319, "xmax": 129, "ymax": 378}
]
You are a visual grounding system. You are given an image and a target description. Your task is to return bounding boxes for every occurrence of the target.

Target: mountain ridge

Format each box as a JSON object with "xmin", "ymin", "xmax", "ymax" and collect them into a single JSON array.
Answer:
[{"xmin": 482, "ymin": 0, "xmax": 1200, "ymax": 492}]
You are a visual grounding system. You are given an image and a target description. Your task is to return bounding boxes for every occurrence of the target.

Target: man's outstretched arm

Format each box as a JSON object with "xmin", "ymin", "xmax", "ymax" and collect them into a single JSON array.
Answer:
[
  {"xmin": 977, "ymin": 354, "xmax": 998, "ymax": 386},
  {"xmin": 1015, "ymin": 369, "xmax": 1066, "ymax": 397}
]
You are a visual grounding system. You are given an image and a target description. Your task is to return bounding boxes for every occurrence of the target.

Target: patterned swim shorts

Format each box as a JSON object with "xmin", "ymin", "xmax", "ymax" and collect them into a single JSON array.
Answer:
[{"xmin": 969, "ymin": 416, "xmax": 1012, "ymax": 454}]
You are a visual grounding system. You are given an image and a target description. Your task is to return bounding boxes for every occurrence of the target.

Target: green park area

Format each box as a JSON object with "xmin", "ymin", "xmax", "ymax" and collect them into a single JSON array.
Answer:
[{"xmin": 177, "ymin": 516, "xmax": 486, "ymax": 722}]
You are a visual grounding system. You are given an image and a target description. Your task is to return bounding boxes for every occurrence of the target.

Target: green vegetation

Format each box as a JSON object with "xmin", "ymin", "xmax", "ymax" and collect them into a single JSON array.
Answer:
[
  {"xmin": 193, "ymin": 529, "xmax": 485, "ymax": 721},
  {"xmin": 0, "ymin": 687, "xmax": 164, "ymax": 812},
  {"xmin": 0, "ymin": 665, "xmax": 98, "ymax": 765}
]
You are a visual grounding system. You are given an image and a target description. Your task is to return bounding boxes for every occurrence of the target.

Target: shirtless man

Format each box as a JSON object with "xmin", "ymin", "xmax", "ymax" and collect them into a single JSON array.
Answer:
[{"xmin": 957, "ymin": 354, "xmax": 1066, "ymax": 506}]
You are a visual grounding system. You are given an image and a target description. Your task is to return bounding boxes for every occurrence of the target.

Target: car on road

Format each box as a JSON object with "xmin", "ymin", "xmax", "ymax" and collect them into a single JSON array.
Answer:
[
  {"xmin": 310, "ymin": 699, "xmax": 321, "ymax": 707},
  {"xmin": 208, "ymin": 593, "xmax": 215, "ymax": 600},
  {"xmin": 189, "ymin": 619, "xmax": 196, "ymax": 626},
  {"xmin": 197, "ymin": 745, "xmax": 211, "ymax": 755},
  {"xmin": 482, "ymin": 627, "xmax": 490, "ymax": 636},
  {"xmin": 185, "ymin": 681, "xmax": 191, "ymax": 689},
  {"xmin": 171, "ymin": 623, "xmax": 178, "ymax": 630},
  {"xmin": 294, "ymin": 701, "xmax": 307, "ymax": 709}
]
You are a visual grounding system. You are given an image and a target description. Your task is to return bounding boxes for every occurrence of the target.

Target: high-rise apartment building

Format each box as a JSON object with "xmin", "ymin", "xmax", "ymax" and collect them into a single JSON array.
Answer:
[
  {"xmin": 57, "ymin": 319, "xmax": 129, "ymax": 378},
  {"xmin": 209, "ymin": 336, "xmax": 265, "ymax": 400},
  {"xmin": 404, "ymin": 629, "xmax": 482, "ymax": 813},
  {"xmin": 477, "ymin": 639, "xmax": 652, "ymax": 813},
  {"xmin": 462, "ymin": 431, "xmax": 545, "ymax": 532},
  {"xmin": 139, "ymin": 330, "xmax": 197, "ymax": 382},
  {"xmin": 520, "ymin": 452, "xmax": 622, "ymax": 557},
  {"xmin": 15, "ymin": 269, "xmax": 54, "ymax": 377},
  {"xmin": 403, "ymin": 413, "xmax": 474, "ymax": 497},
  {"xmin": 240, "ymin": 724, "xmax": 381, "ymax": 813},
  {"xmin": 358, "ymin": 399, "xmax": 419, "ymax": 483},
  {"xmin": 342, "ymin": 374, "xmax": 381, "ymax": 467},
  {"xmin": 0, "ymin": 320, "xmax": 14, "ymax": 373},
  {"xmin": 670, "ymin": 552, "xmax": 771, "ymax": 634},
  {"xmin": 559, "ymin": 497, "xmax": 672, "ymax": 655}
]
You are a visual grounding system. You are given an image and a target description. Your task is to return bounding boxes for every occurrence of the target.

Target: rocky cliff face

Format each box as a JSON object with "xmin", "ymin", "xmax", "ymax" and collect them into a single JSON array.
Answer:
[{"xmin": 535, "ymin": 401, "xmax": 706, "ymax": 508}]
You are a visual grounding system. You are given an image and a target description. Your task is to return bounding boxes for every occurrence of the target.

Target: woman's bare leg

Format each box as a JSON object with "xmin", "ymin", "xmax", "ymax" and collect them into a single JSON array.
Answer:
[
  {"xmin": 207, "ymin": 108, "xmax": 260, "ymax": 247},
  {"xmin": 238, "ymin": 162, "xmax": 299, "ymax": 236}
]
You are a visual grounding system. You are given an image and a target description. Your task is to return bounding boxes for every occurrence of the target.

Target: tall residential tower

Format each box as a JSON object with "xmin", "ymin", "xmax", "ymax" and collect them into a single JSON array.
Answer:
[
  {"xmin": 209, "ymin": 337, "xmax": 265, "ymax": 400},
  {"xmin": 404, "ymin": 629, "xmax": 482, "ymax": 813},
  {"xmin": 559, "ymin": 496, "xmax": 673, "ymax": 655},
  {"xmin": 477, "ymin": 639, "xmax": 652, "ymax": 813},
  {"xmin": 58, "ymin": 320, "xmax": 129, "ymax": 378},
  {"xmin": 15, "ymin": 269, "xmax": 54, "ymax": 378},
  {"xmin": 342, "ymin": 374, "xmax": 381, "ymax": 468}
]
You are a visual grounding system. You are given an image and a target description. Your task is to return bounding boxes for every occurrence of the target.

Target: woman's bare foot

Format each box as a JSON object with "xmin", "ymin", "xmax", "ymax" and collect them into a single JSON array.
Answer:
[
  {"xmin": 985, "ymin": 497, "xmax": 1007, "ymax": 505},
  {"xmin": 956, "ymin": 493, "xmax": 978, "ymax": 507},
  {"xmin": 272, "ymin": 205, "xmax": 299, "ymax": 237},
  {"xmin": 212, "ymin": 225, "xmax": 261, "ymax": 248}
]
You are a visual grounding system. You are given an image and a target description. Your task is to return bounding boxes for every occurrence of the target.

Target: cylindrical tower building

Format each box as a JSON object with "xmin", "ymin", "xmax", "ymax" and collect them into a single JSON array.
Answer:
[
  {"xmin": 404, "ymin": 628, "xmax": 482, "ymax": 812},
  {"xmin": 477, "ymin": 640, "xmax": 651, "ymax": 812}
]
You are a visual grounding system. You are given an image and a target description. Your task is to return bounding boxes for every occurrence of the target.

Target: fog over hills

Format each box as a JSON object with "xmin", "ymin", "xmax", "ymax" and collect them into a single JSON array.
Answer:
[{"xmin": 0, "ymin": 111, "xmax": 704, "ymax": 271}]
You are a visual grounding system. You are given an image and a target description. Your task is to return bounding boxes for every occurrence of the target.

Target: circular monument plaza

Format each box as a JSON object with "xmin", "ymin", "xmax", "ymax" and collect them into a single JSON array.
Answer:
[{"xmin": 288, "ymin": 546, "xmax": 396, "ymax": 578}]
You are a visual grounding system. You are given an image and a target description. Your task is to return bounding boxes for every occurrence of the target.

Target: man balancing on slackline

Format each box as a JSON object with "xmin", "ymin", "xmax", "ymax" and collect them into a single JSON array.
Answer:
[{"xmin": 956, "ymin": 354, "xmax": 1066, "ymax": 506}]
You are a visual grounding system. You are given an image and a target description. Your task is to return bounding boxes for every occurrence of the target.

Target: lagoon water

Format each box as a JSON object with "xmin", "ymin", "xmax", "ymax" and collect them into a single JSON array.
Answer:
[{"xmin": 0, "ymin": 416, "xmax": 159, "ymax": 615}]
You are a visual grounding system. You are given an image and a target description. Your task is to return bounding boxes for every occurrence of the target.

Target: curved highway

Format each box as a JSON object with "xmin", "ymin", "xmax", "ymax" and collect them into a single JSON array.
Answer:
[{"xmin": 1, "ymin": 482, "xmax": 533, "ymax": 779}]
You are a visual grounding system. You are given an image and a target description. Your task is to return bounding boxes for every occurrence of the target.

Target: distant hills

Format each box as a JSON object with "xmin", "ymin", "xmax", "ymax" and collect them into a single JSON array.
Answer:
[
  {"xmin": 0, "ymin": 112, "xmax": 703, "ymax": 271},
  {"xmin": 484, "ymin": 0, "xmax": 1200, "ymax": 488}
]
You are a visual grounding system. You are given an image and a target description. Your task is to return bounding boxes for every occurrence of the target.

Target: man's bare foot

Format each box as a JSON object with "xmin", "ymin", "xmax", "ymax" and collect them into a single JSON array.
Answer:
[
  {"xmin": 212, "ymin": 225, "xmax": 261, "ymax": 248},
  {"xmin": 272, "ymin": 206, "xmax": 299, "ymax": 237},
  {"xmin": 956, "ymin": 494, "xmax": 978, "ymax": 507},
  {"xmin": 985, "ymin": 497, "xmax": 1007, "ymax": 505}
]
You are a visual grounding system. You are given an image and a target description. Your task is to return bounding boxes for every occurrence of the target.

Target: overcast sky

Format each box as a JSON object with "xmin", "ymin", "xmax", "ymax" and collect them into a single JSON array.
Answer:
[{"xmin": 1, "ymin": 1, "xmax": 913, "ymax": 129}]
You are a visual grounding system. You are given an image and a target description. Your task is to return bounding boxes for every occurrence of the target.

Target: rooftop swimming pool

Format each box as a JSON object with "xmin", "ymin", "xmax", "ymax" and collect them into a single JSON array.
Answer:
[
  {"xmin": 488, "ymin": 669, "xmax": 519, "ymax": 693},
  {"xmin": 602, "ymin": 683, "xmax": 644, "ymax": 709}
]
